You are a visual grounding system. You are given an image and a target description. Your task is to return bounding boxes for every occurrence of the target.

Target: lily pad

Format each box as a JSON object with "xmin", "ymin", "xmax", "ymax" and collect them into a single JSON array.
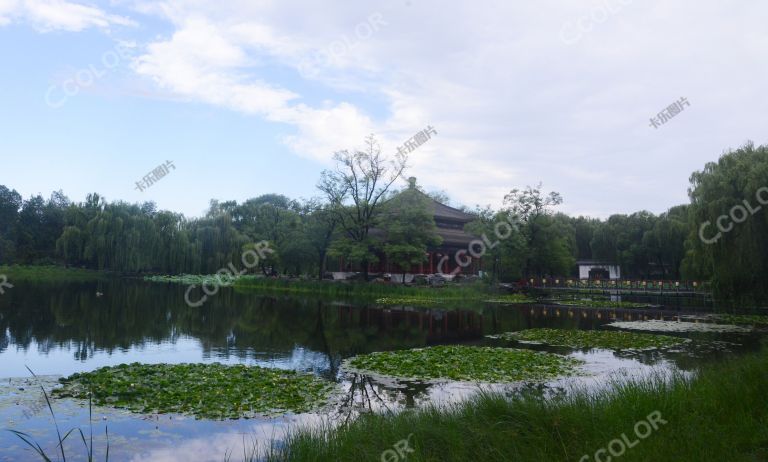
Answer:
[
  {"xmin": 483, "ymin": 294, "xmax": 535, "ymax": 304},
  {"xmin": 52, "ymin": 363, "xmax": 335, "ymax": 419},
  {"xmin": 606, "ymin": 320, "xmax": 753, "ymax": 333},
  {"xmin": 344, "ymin": 345, "xmax": 583, "ymax": 383},
  {"xmin": 144, "ymin": 274, "xmax": 239, "ymax": 286},
  {"xmin": 490, "ymin": 328, "xmax": 688, "ymax": 351},
  {"xmin": 711, "ymin": 314, "xmax": 768, "ymax": 326}
]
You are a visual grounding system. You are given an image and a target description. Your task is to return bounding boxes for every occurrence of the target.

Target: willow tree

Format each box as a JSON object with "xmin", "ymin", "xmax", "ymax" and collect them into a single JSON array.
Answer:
[
  {"xmin": 318, "ymin": 135, "xmax": 407, "ymax": 280},
  {"xmin": 683, "ymin": 141, "xmax": 768, "ymax": 306}
]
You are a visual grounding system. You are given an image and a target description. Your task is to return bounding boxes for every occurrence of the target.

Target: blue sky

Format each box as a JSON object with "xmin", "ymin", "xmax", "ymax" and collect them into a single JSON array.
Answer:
[{"xmin": 1, "ymin": 0, "xmax": 767, "ymax": 218}]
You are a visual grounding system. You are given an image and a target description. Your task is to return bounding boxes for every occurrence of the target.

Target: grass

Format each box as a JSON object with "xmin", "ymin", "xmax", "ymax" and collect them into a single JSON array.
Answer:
[
  {"xmin": 7, "ymin": 366, "xmax": 109, "ymax": 462},
  {"xmin": 0, "ymin": 265, "xmax": 106, "ymax": 282},
  {"xmin": 53, "ymin": 363, "xmax": 336, "ymax": 419},
  {"xmin": 265, "ymin": 346, "xmax": 768, "ymax": 462},
  {"xmin": 490, "ymin": 328, "xmax": 688, "ymax": 351},
  {"xmin": 153, "ymin": 274, "xmax": 538, "ymax": 308},
  {"xmin": 343, "ymin": 345, "xmax": 583, "ymax": 382},
  {"xmin": 232, "ymin": 276, "xmax": 492, "ymax": 300}
]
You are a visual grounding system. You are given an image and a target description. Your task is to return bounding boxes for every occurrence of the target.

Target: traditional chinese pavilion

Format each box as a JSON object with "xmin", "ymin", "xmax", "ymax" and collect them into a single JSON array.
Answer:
[{"xmin": 330, "ymin": 178, "xmax": 480, "ymax": 277}]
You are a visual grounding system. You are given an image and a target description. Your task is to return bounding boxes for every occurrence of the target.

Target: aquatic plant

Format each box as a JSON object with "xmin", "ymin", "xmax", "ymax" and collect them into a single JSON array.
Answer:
[
  {"xmin": 550, "ymin": 299, "xmax": 651, "ymax": 309},
  {"xmin": 344, "ymin": 345, "xmax": 583, "ymax": 383},
  {"xmin": 606, "ymin": 320, "xmax": 753, "ymax": 333},
  {"xmin": 143, "ymin": 274, "xmax": 239, "ymax": 286},
  {"xmin": 265, "ymin": 347, "xmax": 768, "ymax": 462},
  {"xmin": 53, "ymin": 363, "xmax": 335, "ymax": 420},
  {"xmin": 7, "ymin": 367, "xmax": 110, "ymax": 462},
  {"xmin": 483, "ymin": 294, "xmax": 536, "ymax": 304},
  {"xmin": 490, "ymin": 328, "xmax": 687, "ymax": 350},
  {"xmin": 711, "ymin": 313, "xmax": 768, "ymax": 326},
  {"xmin": 374, "ymin": 297, "xmax": 445, "ymax": 306}
]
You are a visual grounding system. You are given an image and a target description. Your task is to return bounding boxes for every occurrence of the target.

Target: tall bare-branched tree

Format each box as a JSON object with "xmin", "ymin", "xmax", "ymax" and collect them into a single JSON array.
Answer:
[{"xmin": 318, "ymin": 134, "xmax": 408, "ymax": 280}]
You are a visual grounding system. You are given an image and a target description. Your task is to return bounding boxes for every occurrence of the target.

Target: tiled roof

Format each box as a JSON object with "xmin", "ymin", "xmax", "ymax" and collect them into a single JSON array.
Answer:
[{"xmin": 427, "ymin": 198, "xmax": 476, "ymax": 222}]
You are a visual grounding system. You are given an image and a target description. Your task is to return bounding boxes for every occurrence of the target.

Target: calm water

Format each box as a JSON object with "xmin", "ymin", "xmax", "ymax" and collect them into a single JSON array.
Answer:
[{"xmin": 0, "ymin": 279, "xmax": 763, "ymax": 461}]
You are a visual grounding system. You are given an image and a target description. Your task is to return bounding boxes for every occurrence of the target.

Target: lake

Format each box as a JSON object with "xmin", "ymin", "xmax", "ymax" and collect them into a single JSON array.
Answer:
[{"xmin": 0, "ymin": 279, "xmax": 763, "ymax": 461}]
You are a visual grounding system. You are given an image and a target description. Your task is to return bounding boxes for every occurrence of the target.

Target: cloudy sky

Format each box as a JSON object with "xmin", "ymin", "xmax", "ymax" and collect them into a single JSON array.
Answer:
[{"xmin": 0, "ymin": 0, "xmax": 766, "ymax": 218}]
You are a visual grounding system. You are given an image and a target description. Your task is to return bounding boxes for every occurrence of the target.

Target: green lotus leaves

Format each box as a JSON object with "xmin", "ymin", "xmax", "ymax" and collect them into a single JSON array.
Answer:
[
  {"xmin": 344, "ymin": 345, "xmax": 582, "ymax": 383},
  {"xmin": 53, "ymin": 363, "xmax": 335, "ymax": 419},
  {"xmin": 483, "ymin": 294, "xmax": 536, "ymax": 304},
  {"xmin": 711, "ymin": 314, "xmax": 768, "ymax": 326},
  {"xmin": 491, "ymin": 328, "xmax": 688, "ymax": 351}
]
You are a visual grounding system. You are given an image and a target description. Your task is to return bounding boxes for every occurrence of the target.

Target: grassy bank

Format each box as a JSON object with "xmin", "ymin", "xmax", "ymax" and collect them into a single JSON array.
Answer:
[
  {"xmin": 0, "ymin": 264, "xmax": 106, "ymax": 282},
  {"xmin": 266, "ymin": 347, "xmax": 768, "ymax": 462},
  {"xmin": 232, "ymin": 276, "xmax": 494, "ymax": 300}
]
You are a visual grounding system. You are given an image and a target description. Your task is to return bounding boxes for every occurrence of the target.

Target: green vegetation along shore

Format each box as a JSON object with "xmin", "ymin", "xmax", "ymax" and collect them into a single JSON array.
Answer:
[
  {"xmin": 265, "ymin": 345, "xmax": 768, "ymax": 462},
  {"xmin": 0, "ymin": 265, "xmax": 106, "ymax": 282}
]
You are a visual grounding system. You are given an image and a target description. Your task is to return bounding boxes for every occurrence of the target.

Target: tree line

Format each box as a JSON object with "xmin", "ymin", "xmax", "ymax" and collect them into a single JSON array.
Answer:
[{"xmin": 0, "ymin": 140, "xmax": 765, "ymax": 304}]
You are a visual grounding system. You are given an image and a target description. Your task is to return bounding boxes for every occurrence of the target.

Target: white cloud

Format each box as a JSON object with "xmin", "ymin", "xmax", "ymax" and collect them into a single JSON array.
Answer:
[
  {"xmin": 0, "ymin": 0, "xmax": 134, "ymax": 31},
  {"xmin": 133, "ymin": 16, "xmax": 381, "ymax": 162},
  {"xmin": 127, "ymin": 0, "xmax": 768, "ymax": 215}
]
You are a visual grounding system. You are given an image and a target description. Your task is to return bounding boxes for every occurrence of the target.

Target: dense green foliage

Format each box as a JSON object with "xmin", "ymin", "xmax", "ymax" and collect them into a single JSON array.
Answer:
[
  {"xmin": 267, "ymin": 346, "xmax": 768, "ymax": 462},
  {"xmin": 492, "ymin": 328, "xmax": 687, "ymax": 350},
  {"xmin": 683, "ymin": 142, "xmax": 768, "ymax": 305},
  {"xmin": 464, "ymin": 185, "xmax": 689, "ymax": 282},
  {"xmin": 380, "ymin": 187, "xmax": 442, "ymax": 278},
  {"xmin": 0, "ymin": 189, "xmax": 334, "ymax": 276},
  {"xmin": 3, "ymin": 141, "xmax": 767, "ymax": 304},
  {"xmin": 344, "ymin": 345, "xmax": 583, "ymax": 382},
  {"xmin": 0, "ymin": 264, "xmax": 105, "ymax": 282},
  {"xmin": 53, "ymin": 363, "xmax": 335, "ymax": 419}
]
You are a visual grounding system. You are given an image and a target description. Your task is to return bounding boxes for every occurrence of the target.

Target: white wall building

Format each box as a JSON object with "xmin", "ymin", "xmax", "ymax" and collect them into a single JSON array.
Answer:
[{"xmin": 576, "ymin": 260, "xmax": 621, "ymax": 280}]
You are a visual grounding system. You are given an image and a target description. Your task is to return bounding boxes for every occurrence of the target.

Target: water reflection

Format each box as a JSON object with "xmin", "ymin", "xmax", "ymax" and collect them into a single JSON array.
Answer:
[{"xmin": 0, "ymin": 280, "xmax": 764, "ymax": 461}]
